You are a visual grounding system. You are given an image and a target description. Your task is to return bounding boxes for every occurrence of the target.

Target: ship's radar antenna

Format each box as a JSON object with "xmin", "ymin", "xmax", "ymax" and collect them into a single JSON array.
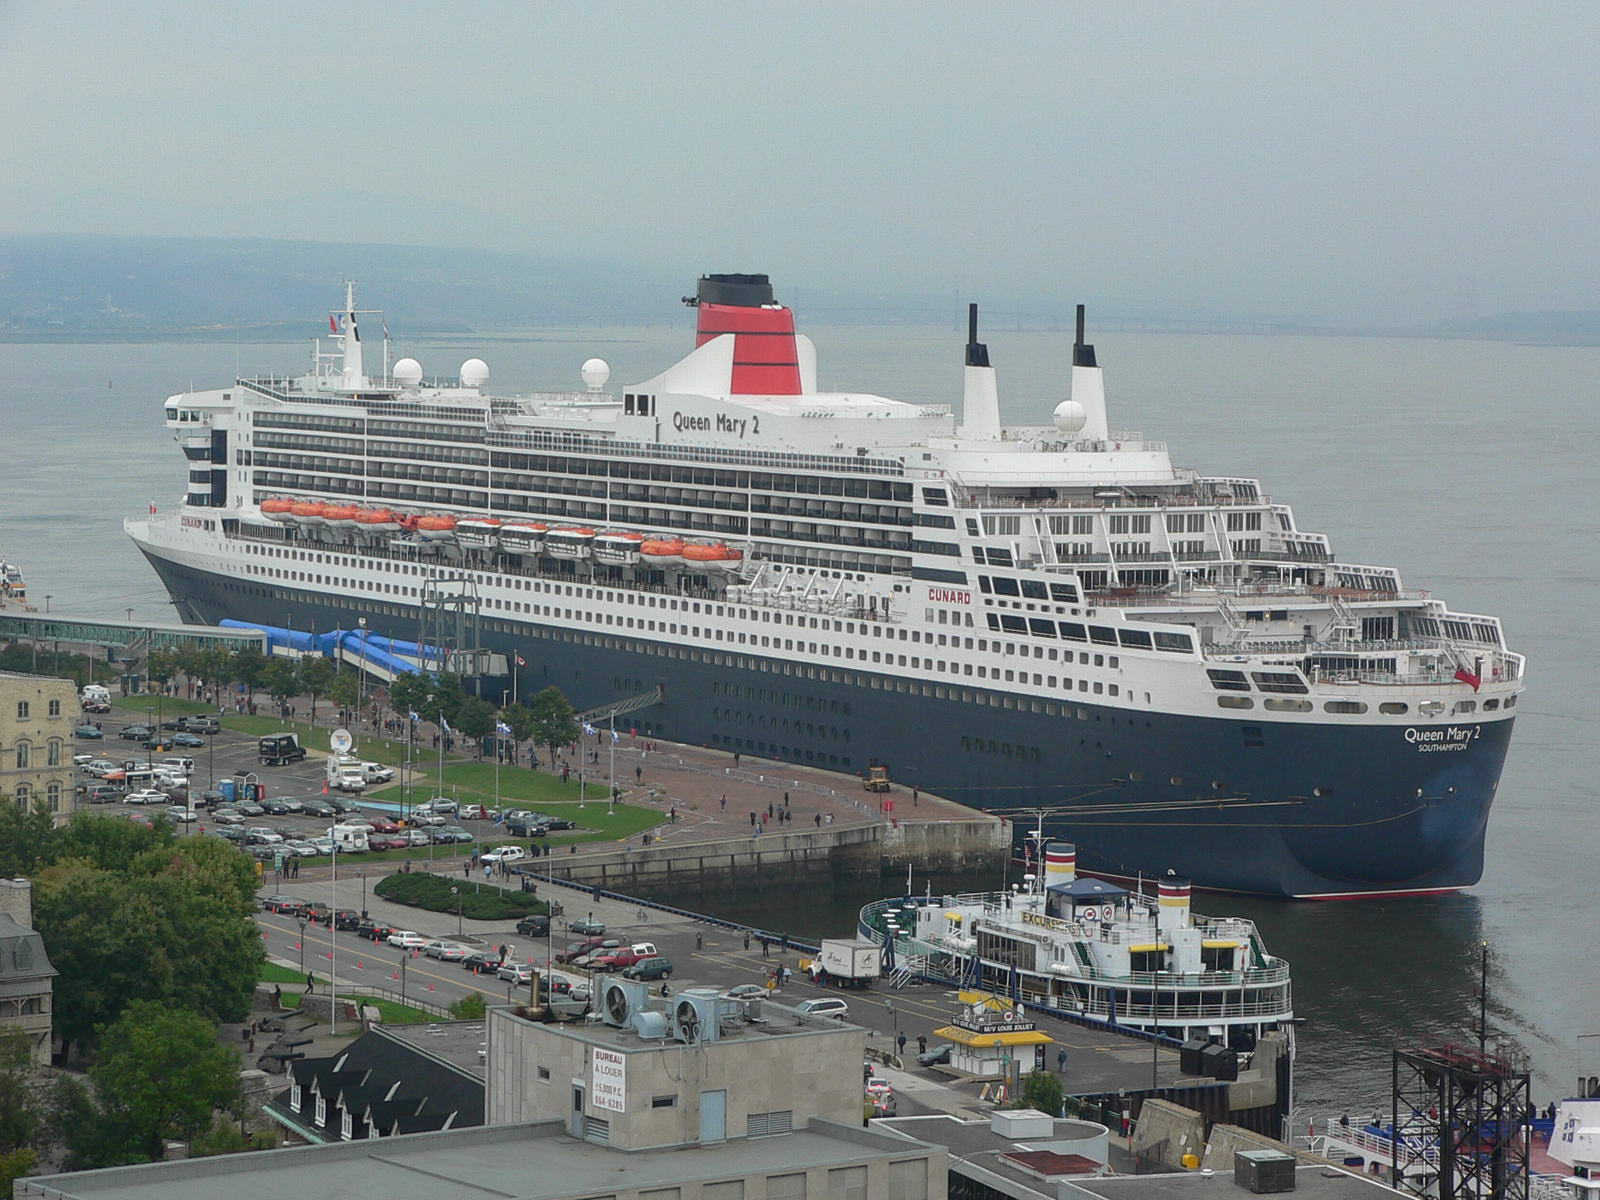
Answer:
[
  {"xmin": 393, "ymin": 358, "xmax": 423, "ymax": 387},
  {"xmin": 459, "ymin": 358, "xmax": 490, "ymax": 389},
  {"xmin": 580, "ymin": 358, "xmax": 611, "ymax": 391}
]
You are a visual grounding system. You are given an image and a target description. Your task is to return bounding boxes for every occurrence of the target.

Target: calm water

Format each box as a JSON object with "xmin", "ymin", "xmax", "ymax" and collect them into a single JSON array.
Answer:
[{"xmin": 1, "ymin": 323, "xmax": 1596, "ymax": 1116}]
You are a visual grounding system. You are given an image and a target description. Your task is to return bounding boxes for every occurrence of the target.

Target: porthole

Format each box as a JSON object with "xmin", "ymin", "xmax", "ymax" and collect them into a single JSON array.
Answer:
[
  {"xmin": 1313, "ymin": 787, "xmax": 1332, "ymax": 798},
  {"xmin": 1169, "ymin": 776, "xmax": 1183, "ymax": 787},
  {"xmin": 1128, "ymin": 771, "xmax": 1143, "ymax": 782},
  {"xmin": 1217, "ymin": 696, "xmax": 1254, "ymax": 710},
  {"xmin": 1264, "ymin": 699, "xmax": 1312, "ymax": 713},
  {"xmin": 1379, "ymin": 702, "xmax": 1409, "ymax": 715}
]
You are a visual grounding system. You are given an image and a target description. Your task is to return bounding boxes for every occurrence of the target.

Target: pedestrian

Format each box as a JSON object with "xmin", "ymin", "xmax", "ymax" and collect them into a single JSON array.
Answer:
[
  {"xmin": 562, "ymin": 765, "xmax": 570, "ymax": 784},
  {"xmin": 720, "ymin": 793, "xmax": 727, "ymax": 811},
  {"xmin": 743, "ymin": 931, "xmax": 751, "ymax": 951},
  {"xmin": 912, "ymin": 787, "xmax": 919, "ymax": 807},
  {"xmin": 897, "ymin": 1032, "xmax": 907, "ymax": 1058},
  {"xmin": 463, "ymin": 861, "xmax": 471, "ymax": 879},
  {"xmin": 814, "ymin": 812, "xmax": 822, "ymax": 828},
  {"xmin": 248, "ymin": 1035, "xmax": 255, "ymax": 1054},
  {"xmin": 635, "ymin": 764, "xmax": 642, "ymax": 783},
  {"xmin": 305, "ymin": 972, "xmax": 315, "ymax": 994},
  {"xmin": 761, "ymin": 936, "xmax": 770, "ymax": 959},
  {"xmin": 918, "ymin": 1035, "xmax": 927, "ymax": 1055},
  {"xmin": 1057, "ymin": 1047, "xmax": 1068, "ymax": 1073},
  {"xmin": 734, "ymin": 752, "xmax": 741, "ymax": 768},
  {"xmin": 695, "ymin": 931, "xmax": 703, "ymax": 951},
  {"xmin": 885, "ymin": 999, "xmax": 895, "ymax": 1021},
  {"xmin": 781, "ymin": 932, "xmax": 790, "ymax": 952},
  {"xmin": 273, "ymin": 985, "xmax": 283, "ymax": 1009},
  {"xmin": 766, "ymin": 802, "xmax": 774, "ymax": 820}
]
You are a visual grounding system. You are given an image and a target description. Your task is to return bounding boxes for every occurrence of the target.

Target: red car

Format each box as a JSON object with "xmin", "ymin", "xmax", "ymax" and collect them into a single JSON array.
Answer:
[
  {"xmin": 593, "ymin": 947, "xmax": 654, "ymax": 973},
  {"xmin": 366, "ymin": 819, "xmax": 402, "ymax": 834},
  {"xmin": 369, "ymin": 835, "xmax": 410, "ymax": 851}
]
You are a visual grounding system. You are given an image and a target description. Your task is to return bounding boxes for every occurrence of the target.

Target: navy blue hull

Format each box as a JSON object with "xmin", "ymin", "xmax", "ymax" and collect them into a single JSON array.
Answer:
[{"xmin": 146, "ymin": 554, "xmax": 1511, "ymax": 898}]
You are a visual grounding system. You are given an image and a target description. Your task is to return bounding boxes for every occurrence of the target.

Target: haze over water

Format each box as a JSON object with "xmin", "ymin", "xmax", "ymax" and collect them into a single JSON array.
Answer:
[{"xmin": 2, "ymin": 322, "xmax": 1595, "ymax": 1118}]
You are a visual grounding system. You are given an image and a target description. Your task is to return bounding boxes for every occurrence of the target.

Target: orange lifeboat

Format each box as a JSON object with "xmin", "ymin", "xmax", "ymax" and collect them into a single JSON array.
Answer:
[
  {"xmin": 260, "ymin": 497, "xmax": 295, "ymax": 523},
  {"xmin": 640, "ymin": 537, "xmax": 686, "ymax": 566},
  {"xmin": 290, "ymin": 500, "xmax": 329, "ymax": 525},
  {"xmin": 354, "ymin": 507, "xmax": 400, "ymax": 533},
  {"xmin": 415, "ymin": 514, "xmax": 458, "ymax": 541},
  {"xmin": 683, "ymin": 541, "xmax": 744, "ymax": 572},
  {"xmin": 322, "ymin": 503, "xmax": 360, "ymax": 528}
]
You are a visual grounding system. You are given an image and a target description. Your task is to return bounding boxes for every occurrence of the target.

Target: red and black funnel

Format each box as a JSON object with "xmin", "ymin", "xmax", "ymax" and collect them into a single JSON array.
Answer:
[{"xmin": 691, "ymin": 273, "xmax": 801, "ymax": 395}]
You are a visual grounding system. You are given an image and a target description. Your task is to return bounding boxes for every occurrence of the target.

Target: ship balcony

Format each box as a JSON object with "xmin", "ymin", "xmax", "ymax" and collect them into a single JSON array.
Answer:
[
  {"xmin": 1069, "ymin": 996, "xmax": 1294, "ymax": 1024},
  {"xmin": 1045, "ymin": 960, "xmax": 1291, "ymax": 989}
]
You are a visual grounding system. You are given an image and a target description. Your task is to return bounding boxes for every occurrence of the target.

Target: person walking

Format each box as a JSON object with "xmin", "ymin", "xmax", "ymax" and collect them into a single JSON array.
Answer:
[
  {"xmin": 720, "ymin": 794, "xmax": 727, "ymax": 811},
  {"xmin": 463, "ymin": 861, "xmax": 471, "ymax": 879},
  {"xmin": 814, "ymin": 812, "xmax": 822, "ymax": 828},
  {"xmin": 305, "ymin": 972, "xmax": 315, "ymax": 994},
  {"xmin": 1057, "ymin": 1047, "xmax": 1068, "ymax": 1074},
  {"xmin": 897, "ymin": 1031, "xmax": 907, "ymax": 1059},
  {"xmin": 695, "ymin": 931, "xmax": 703, "ymax": 951},
  {"xmin": 273, "ymin": 985, "xmax": 283, "ymax": 1009},
  {"xmin": 635, "ymin": 764, "xmax": 643, "ymax": 783},
  {"xmin": 917, "ymin": 1034, "xmax": 927, "ymax": 1056},
  {"xmin": 743, "ymin": 930, "xmax": 751, "ymax": 951}
]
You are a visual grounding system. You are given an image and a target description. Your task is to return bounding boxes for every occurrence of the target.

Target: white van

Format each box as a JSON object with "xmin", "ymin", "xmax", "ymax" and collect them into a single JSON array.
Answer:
[
  {"xmin": 159, "ymin": 757, "xmax": 196, "ymax": 775},
  {"xmin": 330, "ymin": 823, "xmax": 370, "ymax": 853}
]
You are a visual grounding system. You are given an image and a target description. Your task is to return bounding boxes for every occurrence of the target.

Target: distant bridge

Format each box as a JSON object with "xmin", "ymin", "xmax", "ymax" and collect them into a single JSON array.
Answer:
[{"xmin": 0, "ymin": 612, "xmax": 267, "ymax": 659}]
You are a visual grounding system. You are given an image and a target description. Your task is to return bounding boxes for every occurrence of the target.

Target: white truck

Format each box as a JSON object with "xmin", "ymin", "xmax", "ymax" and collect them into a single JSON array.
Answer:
[
  {"xmin": 325, "ymin": 753, "xmax": 367, "ymax": 793},
  {"xmin": 80, "ymin": 684, "xmax": 111, "ymax": 709},
  {"xmin": 360, "ymin": 761, "xmax": 395, "ymax": 784},
  {"xmin": 808, "ymin": 938, "xmax": 883, "ymax": 989}
]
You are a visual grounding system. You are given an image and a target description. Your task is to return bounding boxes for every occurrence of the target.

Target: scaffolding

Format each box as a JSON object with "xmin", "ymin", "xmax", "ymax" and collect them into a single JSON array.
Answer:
[{"xmin": 1392, "ymin": 1043, "xmax": 1531, "ymax": 1200}]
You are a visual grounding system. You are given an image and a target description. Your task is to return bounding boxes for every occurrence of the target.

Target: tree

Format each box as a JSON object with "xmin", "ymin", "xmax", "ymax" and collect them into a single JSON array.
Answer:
[
  {"xmin": 498, "ymin": 701, "xmax": 535, "ymax": 765},
  {"xmin": 172, "ymin": 646, "xmax": 204, "ymax": 698},
  {"xmin": 130, "ymin": 834, "xmax": 259, "ymax": 919},
  {"xmin": 0, "ymin": 802, "xmax": 56, "ymax": 878},
  {"xmin": 261, "ymin": 659, "xmax": 301, "ymax": 711},
  {"xmin": 387, "ymin": 672, "xmax": 431, "ymax": 724},
  {"xmin": 329, "ymin": 672, "xmax": 360, "ymax": 722},
  {"xmin": 231, "ymin": 647, "xmax": 269, "ymax": 705},
  {"xmin": 1019, "ymin": 1070, "xmax": 1063, "ymax": 1117},
  {"xmin": 455, "ymin": 696, "xmax": 496, "ymax": 757},
  {"xmin": 448, "ymin": 992, "xmax": 487, "ymax": 1020},
  {"xmin": 298, "ymin": 657, "xmax": 336, "ymax": 725},
  {"xmin": 528, "ymin": 686, "xmax": 579, "ymax": 770},
  {"xmin": 53, "ymin": 812, "xmax": 173, "ymax": 872},
  {"xmin": 194, "ymin": 647, "xmax": 235, "ymax": 704},
  {"xmin": 90, "ymin": 1001, "xmax": 242, "ymax": 1162},
  {"xmin": 144, "ymin": 649, "xmax": 178, "ymax": 690}
]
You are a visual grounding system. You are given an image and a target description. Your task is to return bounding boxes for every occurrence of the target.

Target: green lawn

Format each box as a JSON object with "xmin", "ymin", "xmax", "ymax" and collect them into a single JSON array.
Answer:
[
  {"xmin": 219, "ymin": 716, "xmax": 426, "ymax": 768},
  {"xmin": 260, "ymin": 962, "xmax": 315, "ymax": 984},
  {"xmin": 261, "ymin": 964, "xmax": 434, "ymax": 1023},
  {"xmin": 112, "ymin": 693, "xmax": 214, "ymax": 717}
]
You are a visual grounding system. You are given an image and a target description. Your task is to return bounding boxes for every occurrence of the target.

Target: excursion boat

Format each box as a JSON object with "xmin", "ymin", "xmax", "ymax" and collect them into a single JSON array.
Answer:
[
  {"xmin": 499, "ymin": 522, "xmax": 549, "ymax": 555},
  {"xmin": 0, "ymin": 553, "xmax": 26, "ymax": 605},
  {"xmin": 456, "ymin": 517, "xmax": 504, "ymax": 550},
  {"xmin": 126, "ymin": 275, "xmax": 1525, "ymax": 898},
  {"xmin": 545, "ymin": 526, "xmax": 596, "ymax": 559},
  {"xmin": 593, "ymin": 530, "xmax": 646, "ymax": 565}
]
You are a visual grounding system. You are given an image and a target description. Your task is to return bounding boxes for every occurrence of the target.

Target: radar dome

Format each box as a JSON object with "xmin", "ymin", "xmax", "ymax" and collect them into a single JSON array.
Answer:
[
  {"xmin": 1053, "ymin": 399, "xmax": 1088, "ymax": 434},
  {"xmin": 580, "ymin": 357, "xmax": 611, "ymax": 390},
  {"xmin": 392, "ymin": 357, "xmax": 423, "ymax": 387},
  {"xmin": 459, "ymin": 358, "xmax": 490, "ymax": 389}
]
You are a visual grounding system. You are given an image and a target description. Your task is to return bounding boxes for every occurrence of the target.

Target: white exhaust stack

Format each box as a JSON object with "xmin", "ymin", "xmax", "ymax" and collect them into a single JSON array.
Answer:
[
  {"xmin": 1044, "ymin": 841, "xmax": 1077, "ymax": 888},
  {"xmin": 1157, "ymin": 875, "xmax": 1192, "ymax": 932},
  {"xmin": 962, "ymin": 303, "xmax": 1001, "ymax": 439},
  {"xmin": 1069, "ymin": 304, "xmax": 1110, "ymax": 442}
]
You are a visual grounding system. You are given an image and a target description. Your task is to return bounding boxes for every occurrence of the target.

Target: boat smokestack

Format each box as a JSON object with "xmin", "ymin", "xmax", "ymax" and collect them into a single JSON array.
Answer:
[
  {"xmin": 962, "ymin": 302, "xmax": 1001, "ymax": 439},
  {"xmin": 692, "ymin": 273, "xmax": 801, "ymax": 396},
  {"xmin": 1069, "ymin": 302, "xmax": 1109, "ymax": 441},
  {"xmin": 1044, "ymin": 841, "xmax": 1077, "ymax": 887},
  {"xmin": 1157, "ymin": 875, "xmax": 1192, "ymax": 931}
]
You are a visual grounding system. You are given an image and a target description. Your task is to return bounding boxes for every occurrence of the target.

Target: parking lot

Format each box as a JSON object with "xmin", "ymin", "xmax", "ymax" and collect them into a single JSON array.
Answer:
[{"xmin": 72, "ymin": 704, "xmax": 535, "ymax": 873}]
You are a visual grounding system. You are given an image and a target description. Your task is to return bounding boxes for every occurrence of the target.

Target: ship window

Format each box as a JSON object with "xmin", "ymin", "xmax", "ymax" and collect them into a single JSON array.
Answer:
[
  {"xmin": 1323, "ymin": 700, "xmax": 1368, "ymax": 714},
  {"xmin": 1205, "ymin": 669, "xmax": 1249, "ymax": 692},
  {"xmin": 1021, "ymin": 580, "xmax": 1047, "ymax": 600},
  {"xmin": 1028, "ymin": 619, "xmax": 1055, "ymax": 637},
  {"xmin": 1452, "ymin": 700, "xmax": 1477, "ymax": 714},
  {"xmin": 1048, "ymin": 583, "xmax": 1079, "ymax": 603},
  {"xmin": 1117, "ymin": 628, "xmax": 1152, "ymax": 649},
  {"xmin": 1059, "ymin": 622, "xmax": 1087, "ymax": 642},
  {"xmin": 1251, "ymin": 671, "xmax": 1308, "ymax": 694},
  {"xmin": 1264, "ymin": 698, "xmax": 1311, "ymax": 712},
  {"xmin": 1379, "ymin": 702, "xmax": 1409, "ymax": 715},
  {"xmin": 1216, "ymin": 696, "xmax": 1254, "ymax": 710},
  {"xmin": 990, "ymin": 577, "xmax": 1019, "ymax": 597},
  {"xmin": 1154, "ymin": 631, "xmax": 1194, "ymax": 653},
  {"xmin": 1482, "ymin": 698, "xmax": 1499, "ymax": 711},
  {"xmin": 1088, "ymin": 626, "xmax": 1117, "ymax": 646}
]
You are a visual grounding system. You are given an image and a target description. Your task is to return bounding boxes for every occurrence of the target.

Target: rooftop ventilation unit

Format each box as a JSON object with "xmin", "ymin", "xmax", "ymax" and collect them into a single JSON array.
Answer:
[
  {"xmin": 672, "ymin": 992, "xmax": 722, "ymax": 1044},
  {"xmin": 601, "ymin": 978, "xmax": 652, "ymax": 1029}
]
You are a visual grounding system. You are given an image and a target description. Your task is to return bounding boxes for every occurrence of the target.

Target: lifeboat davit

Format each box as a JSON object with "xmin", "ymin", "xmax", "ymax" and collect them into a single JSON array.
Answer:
[
  {"xmin": 415, "ymin": 514, "xmax": 458, "ymax": 542},
  {"xmin": 353, "ymin": 507, "xmax": 400, "ymax": 534},
  {"xmin": 593, "ymin": 530, "xmax": 646, "ymax": 565},
  {"xmin": 322, "ymin": 503, "xmax": 360, "ymax": 529},
  {"xmin": 640, "ymin": 537, "xmax": 686, "ymax": 566},
  {"xmin": 260, "ymin": 498, "xmax": 295, "ymax": 523},
  {"xmin": 545, "ymin": 526, "xmax": 596, "ymax": 559},
  {"xmin": 683, "ymin": 541, "xmax": 744, "ymax": 572},
  {"xmin": 290, "ymin": 501, "xmax": 329, "ymax": 526},
  {"xmin": 456, "ymin": 517, "xmax": 503, "ymax": 550},
  {"xmin": 499, "ymin": 522, "xmax": 548, "ymax": 555}
]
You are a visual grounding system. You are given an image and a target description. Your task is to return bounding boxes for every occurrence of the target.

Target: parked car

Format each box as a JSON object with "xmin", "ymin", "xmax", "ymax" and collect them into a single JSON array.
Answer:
[
  {"xmin": 569, "ymin": 917, "xmax": 607, "ymax": 936},
  {"xmin": 301, "ymin": 799, "xmax": 337, "ymax": 818},
  {"xmin": 368, "ymin": 835, "xmax": 410, "ymax": 851},
  {"xmin": 365, "ymin": 818, "xmax": 401, "ymax": 834},
  {"xmin": 333, "ymin": 910, "xmax": 363, "ymax": 931},
  {"xmin": 309, "ymin": 836, "xmax": 336, "ymax": 855},
  {"xmin": 505, "ymin": 818, "xmax": 549, "ymax": 838},
  {"xmin": 422, "ymin": 797, "xmax": 458, "ymax": 814},
  {"xmin": 180, "ymin": 716, "xmax": 220, "ymax": 734},
  {"xmin": 387, "ymin": 930, "xmax": 427, "ymax": 949},
  {"xmin": 169, "ymin": 732, "xmax": 205, "ymax": 748},
  {"xmin": 119, "ymin": 725, "xmax": 152, "ymax": 740},
  {"xmin": 462, "ymin": 951, "xmax": 503, "ymax": 974},
  {"xmin": 82, "ymin": 758, "xmax": 118, "ymax": 776},
  {"xmin": 424, "ymin": 941, "xmax": 469, "ymax": 961},
  {"xmin": 621, "ymin": 957, "xmax": 673, "ymax": 981},
  {"xmin": 125, "ymin": 789, "xmax": 168, "ymax": 806},
  {"xmin": 234, "ymin": 801, "xmax": 264, "ymax": 817},
  {"xmin": 497, "ymin": 962, "xmax": 535, "ymax": 984},
  {"xmin": 401, "ymin": 829, "xmax": 434, "ymax": 845},
  {"xmin": 916, "ymin": 1042, "xmax": 954, "ymax": 1067},
  {"xmin": 81, "ymin": 700, "xmax": 111, "ymax": 714},
  {"xmin": 282, "ymin": 840, "xmax": 319, "ymax": 857},
  {"xmin": 160, "ymin": 717, "xmax": 188, "ymax": 731},
  {"xmin": 302, "ymin": 903, "xmax": 332, "ymax": 924},
  {"xmin": 266, "ymin": 795, "xmax": 304, "ymax": 814},
  {"xmin": 433, "ymin": 826, "xmax": 474, "ymax": 844},
  {"xmin": 82, "ymin": 784, "xmax": 122, "ymax": 804},
  {"xmin": 215, "ymin": 826, "xmax": 246, "ymax": 842},
  {"xmin": 515, "ymin": 914, "xmax": 550, "ymax": 937},
  {"xmin": 723, "ymin": 984, "xmax": 767, "ymax": 1001},
  {"xmin": 260, "ymin": 895, "xmax": 303, "ymax": 914},
  {"xmin": 245, "ymin": 828, "xmax": 284, "ymax": 845},
  {"xmin": 74, "ymin": 724, "xmax": 104, "ymax": 740},
  {"xmin": 457, "ymin": 803, "xmax": 491, "ymax": 821},
  {"xmin": 481, "ymin": 845, "xmax": 527, "ymax": 865},
  {"xmin": 164, "ymin": 806, "xmax": 199, "ymax": 823},
  {"xmin": 196, "ymin": 790, "xmax": 225, "ymax": 809},
  {"xmin": 795, "ymin": 997, "xmax": 850, "ymax": 1020},
  {"xmin": 536, "ymin": 814, "xmax": 576, "ymax": 832},
  {"xmin": 212, "ymin": 808, "xmax": 246, "ymax": 824},
  {"xmin": 356, "ymin": 920, "xmax": 395, "ymax": 941},
  {"xmin": 594, "ymin": 944, "xmax": 659, "ymax": 973},
  {"xmin": 406, "ymin": 812, "xmax": 446, "ymax": 827}
]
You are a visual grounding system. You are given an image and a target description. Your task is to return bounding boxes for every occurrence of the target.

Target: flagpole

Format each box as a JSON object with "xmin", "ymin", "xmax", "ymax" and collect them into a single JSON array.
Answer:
[
  {"xmin": 608, "ymin": 714, "xmax": 616, "ymax": 814},
  {"xmin": 329, "ymin": 840, "xmax": 337, "ymax": 1033}
]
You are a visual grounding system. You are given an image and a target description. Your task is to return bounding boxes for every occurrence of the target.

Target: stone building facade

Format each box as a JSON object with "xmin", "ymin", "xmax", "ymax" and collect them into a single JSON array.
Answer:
[{"xmin": 0, "ymin": 671, "xmax": 77, "ymax": 825}]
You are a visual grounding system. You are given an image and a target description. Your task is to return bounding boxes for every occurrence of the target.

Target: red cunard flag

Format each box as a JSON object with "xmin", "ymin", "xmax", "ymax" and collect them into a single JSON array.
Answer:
[
  {"xmin": 1454, "ymin": 669, "xmax": 1481, "ymax": 692},
  {"xmin": 329, "ymin": 314, "xmax": 339, "ymax": 334}
]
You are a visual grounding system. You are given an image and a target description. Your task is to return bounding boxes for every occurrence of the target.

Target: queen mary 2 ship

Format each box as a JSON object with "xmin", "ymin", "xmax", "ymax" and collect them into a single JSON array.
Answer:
[{"xmin": 125, "ymin": 275, "xmax": 1524, "ymax": 897}]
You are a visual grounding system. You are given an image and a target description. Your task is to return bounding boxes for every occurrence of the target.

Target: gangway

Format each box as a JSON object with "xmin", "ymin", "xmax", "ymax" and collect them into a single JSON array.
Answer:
[{"xmin": 577, "ymin": 685, "xmax": 665, "ymax": 726}]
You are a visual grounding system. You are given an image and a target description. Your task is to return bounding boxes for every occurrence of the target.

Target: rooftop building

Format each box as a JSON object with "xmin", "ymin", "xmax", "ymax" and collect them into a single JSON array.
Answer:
[{"xmin": 0, "ymin": 878, "xmax": 54, "ymax": 1064}]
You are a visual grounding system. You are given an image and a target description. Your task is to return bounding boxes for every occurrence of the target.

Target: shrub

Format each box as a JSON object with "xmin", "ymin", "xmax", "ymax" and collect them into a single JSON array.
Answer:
[
  {"xmin": 1018, "ymin": 1070, "xmax": 1063, "ymax": 1116},
  {"xmin": 373, "ymin": 872, "xmax": 548, "ymax": 921},
  {"xmin": 449, "ymin": 993, "xmax": 487, "ymax": 1020}
]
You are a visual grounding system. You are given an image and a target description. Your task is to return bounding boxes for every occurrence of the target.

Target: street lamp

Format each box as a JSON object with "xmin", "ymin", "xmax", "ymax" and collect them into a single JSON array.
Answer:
[
  {"xmin": 453, "ymin": 885, "xmax": 462, "ymax": 937},
  {"xmin": 399, "ymin": 950, "xmax": 407, "ymax": 1004},
  {"xmin": 360, "ymin": 868, "xmax": 367, "ymax": 917},
  {"xmin": 298, "ymin": 917, "xmax": 308, "ymax": 976}
]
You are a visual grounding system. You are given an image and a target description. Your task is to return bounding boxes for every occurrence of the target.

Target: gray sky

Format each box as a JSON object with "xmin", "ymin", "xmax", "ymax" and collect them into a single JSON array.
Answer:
[{"xmin": 2, "ymin": 1, "xmax": 1596, "ymax": 323}]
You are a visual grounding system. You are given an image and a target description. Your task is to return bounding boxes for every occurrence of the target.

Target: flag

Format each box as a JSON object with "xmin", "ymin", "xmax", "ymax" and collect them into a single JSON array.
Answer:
[
  {"xmin": 582, "ymin": 722, "xmax": 596, "ymax": 736},
  {"xmin": 610, "ymin": 729, "xmax": 620, "ymax": 745},
  {"xmin": 496, "ymin": 721, "xmax": 512, "ymax": 737},
  {"xmin": 382, "ymin": 318, "xmax": 390, "ymax": 340},
  {"xmin": 1454, "ymin": 668, "xmax": 1481, "ymax": 692},
  {"xmin": 439, "ymin": 714, "xmax": 451, "ymax": 733},
  {"xmin": 408, "ymin": 710, "xmax": 421, "ymax": 722},
  {"xmin": 329, "ymin": 314, "xmax": 339, "ymax": 334},
  {"xmin": 514, "ymin": 653, "xmax": 527, "ymax": 667}
]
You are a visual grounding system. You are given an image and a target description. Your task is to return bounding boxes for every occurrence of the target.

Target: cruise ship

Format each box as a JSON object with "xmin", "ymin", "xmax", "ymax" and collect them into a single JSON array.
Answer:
[{"xmin": 125, "ymin": 274, "xmax": 1524, "ymax": 898}]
